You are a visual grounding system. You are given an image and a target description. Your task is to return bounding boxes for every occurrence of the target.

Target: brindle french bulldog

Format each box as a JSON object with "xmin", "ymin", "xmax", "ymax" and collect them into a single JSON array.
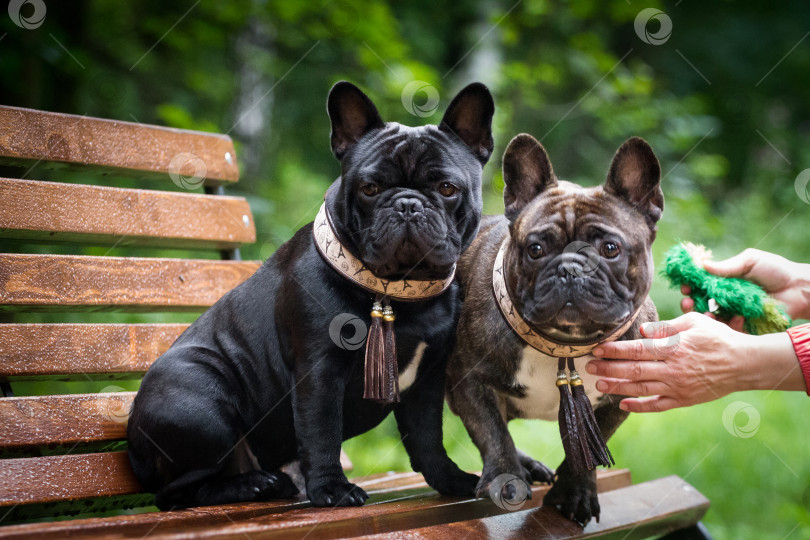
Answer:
[{"xmin": 446, "ymin": 134, "xmax": 663, "ymax": 524}]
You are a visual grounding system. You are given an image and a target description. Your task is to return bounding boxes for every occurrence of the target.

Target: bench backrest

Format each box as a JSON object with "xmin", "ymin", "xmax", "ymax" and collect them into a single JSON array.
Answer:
[{"xmin": 0, "ymin": 106, "xmax": 260, "ymax": 522}]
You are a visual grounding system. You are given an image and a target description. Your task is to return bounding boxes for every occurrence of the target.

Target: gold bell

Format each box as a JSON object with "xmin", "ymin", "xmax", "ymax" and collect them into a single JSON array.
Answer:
[{"xmin": 370, "ymin": 301, "xmax": 383, "ymax": 318}]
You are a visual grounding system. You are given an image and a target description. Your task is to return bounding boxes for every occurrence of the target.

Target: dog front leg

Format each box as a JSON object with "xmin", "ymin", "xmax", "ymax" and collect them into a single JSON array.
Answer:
[
  {"xmin": 393, "ymin": 351, "xmax": 478, "ymax": 497},
  {"xmin": 449, "ymin": 377, "xmax": 536, "ymax": 498},
  {"xmin": 292, "ymin": 356, "xmax": 368, "ymax": 507},
  {"xmin": 543, "ymin": 394, "xmax": 629, "ymax": 525}
]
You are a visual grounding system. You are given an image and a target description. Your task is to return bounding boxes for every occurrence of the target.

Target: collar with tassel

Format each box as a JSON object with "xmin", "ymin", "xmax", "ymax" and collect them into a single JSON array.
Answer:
[
  {"xmin": 313, "ymin": 202, "xmax": 455, "ymax": 404},
  {"xmin": 492, "ymin": 238, "xmax": 640, "ymax": 475}
]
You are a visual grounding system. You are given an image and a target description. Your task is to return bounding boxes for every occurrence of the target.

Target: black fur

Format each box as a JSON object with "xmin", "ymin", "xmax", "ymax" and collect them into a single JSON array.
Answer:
[{"xmin": 128, "ymin": 81, "xmax": 494, "ymax": 509}]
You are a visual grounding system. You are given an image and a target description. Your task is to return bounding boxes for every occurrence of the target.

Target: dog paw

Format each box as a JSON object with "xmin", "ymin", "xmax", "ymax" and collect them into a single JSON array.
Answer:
[
  {"xmin": 251, "ymin": 470, "xmax": 299, "ymax": 499},
  {"xmin": 475, "ymin": 467, "xmax": 532, "ymax": 503},
  {"xmin": 424, "ymin": 463, "xmax": 478, "ymax": 497},
  {"xmin": 543, "ymin": 477, "xmax": 600, "ymax": 526},
  {"xmin": 307, "ymin": 478, "xmax": 368, "ymax": 507},
  {"xmin": 194, "ymin": 469, "xmax": 299, "ymax": 505},
  {"xmin": 517, "ymin": 453, "xmax": 554, "ymax": 485}
]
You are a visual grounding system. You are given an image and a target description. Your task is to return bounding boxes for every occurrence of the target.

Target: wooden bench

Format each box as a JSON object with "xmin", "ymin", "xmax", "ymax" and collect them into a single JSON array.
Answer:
[{"xmin": 0, "ymin": 106, "xmax": 711, "ymax": 538}]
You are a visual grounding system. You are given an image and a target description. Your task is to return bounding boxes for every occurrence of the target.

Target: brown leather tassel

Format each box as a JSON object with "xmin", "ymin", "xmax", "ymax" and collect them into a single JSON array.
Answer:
[
  {"xmin": 570, "ymin": 368, "xmax": 614, "ymax": 468},
  {"xmin": 363, "ymin": 298, "xmax": 385, "ymax": 400},
  {"xmin": 557, "ymin": 358, "xmax": 590, "ymax": 475},
  {"xmin": 382, "ymin": 302, "xmax": 400, "ymax": 403},
  {"xmin": 363, "ymin": 296, "xmax": 399, "ymax": 404}
]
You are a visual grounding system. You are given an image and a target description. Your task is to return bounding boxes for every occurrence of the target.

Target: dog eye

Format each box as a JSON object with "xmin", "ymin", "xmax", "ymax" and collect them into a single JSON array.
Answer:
[
  {"xmin": 601, "ymin": 242, "xmax": 621, "ymax": 258},
  {"xmin": 437, "ymin": 182, "xmax": 459, "ymax": 197},
  {"xmin": 360, "ymin": 183, "xmax": 380, "ymax": 197},
  {"xmin": 527, "ymin": 243, "xmax": 544, "ymax": 259}
]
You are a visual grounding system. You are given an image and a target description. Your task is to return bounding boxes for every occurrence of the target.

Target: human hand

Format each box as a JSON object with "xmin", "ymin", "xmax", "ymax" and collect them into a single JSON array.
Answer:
[
  {"xmin": 680, "ymin": 248, "xmax": 810, "ymax": 322},
  {"xmin": 586, "ymin": 312, "xmax": 804, "ymax": 413}
]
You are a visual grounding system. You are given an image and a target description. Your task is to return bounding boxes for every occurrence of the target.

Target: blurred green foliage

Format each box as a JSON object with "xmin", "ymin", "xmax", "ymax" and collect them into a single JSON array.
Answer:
[{"xmin": 1, "ymin": 0, "xmax": 809, "ymax": 537}]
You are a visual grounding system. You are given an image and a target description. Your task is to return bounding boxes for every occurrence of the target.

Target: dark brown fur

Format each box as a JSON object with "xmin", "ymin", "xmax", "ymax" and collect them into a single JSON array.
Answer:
[{"xmin": 446, "ymin": 134, "xmax": 663, "ymax": 525}]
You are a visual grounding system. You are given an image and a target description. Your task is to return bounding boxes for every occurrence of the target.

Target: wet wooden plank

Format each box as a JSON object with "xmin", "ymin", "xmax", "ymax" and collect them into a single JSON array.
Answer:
[
  {"xmin": 359, "ymin": 475, "xmax": 709, "ymax": 540},
  {"xmin": 0, "ymin": 324, "xmax": 187, "ymax": 381},
  {"xmin": 0, "ymin": 471, "xmax": 435, "ymax": 537},
  {"xmin": 156, "ymin": 469, "xmax": 634, "ymax": 539},
  {"xmin": 0, "ymin": 452, "xmax": 142, "ymax": 506},
  {"xmin": 0, "ymin": 393, "xmax": 135, "ymax": 449},
  {"xmin": 360, "ymin": 476, "xmax": 709, "ymax": 540},
  {"xmin": 0, "ymin": 470, "xmax": 632, "ymax": 538},
  {"xmin": 0, "ymin": 105, "xmax": 239, "ymax": 183},
  {"xmin": 0, "ymin": 178, "xmax": 255, "ymax": 248},
  {"xmin": 0, "ymin": 254, "xmax": 261, "ymax": 312}
]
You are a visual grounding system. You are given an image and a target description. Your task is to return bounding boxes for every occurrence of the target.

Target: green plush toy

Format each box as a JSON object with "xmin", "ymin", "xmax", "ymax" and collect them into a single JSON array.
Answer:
[{"xmin": 663, "ymin": 242, "xmax": 791, "ymax": 335}]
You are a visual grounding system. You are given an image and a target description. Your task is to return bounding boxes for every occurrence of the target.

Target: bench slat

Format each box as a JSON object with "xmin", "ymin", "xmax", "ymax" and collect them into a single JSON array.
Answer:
[
  {"xmin": 0, "ymin": 393, "xmax": 134, "ymax": 449},
  {"xmin": 0, "ymin": 394, "xmax": 390, "ymax": 452},
  {"xmin": 0, "ymin": 470, "xmax": 634, "ymax": 538},
  {"xmin": 0, "ymin": 178, "xmax": 255, "ymax": 248},
  {"xmin": 0, "ymin": 452, "xmax": 141, "ymax": 506},
  {"xmin": 0, "ymin": 254, "xmax": 261, "ymax": 311},
  {"xmin": 359, "ymin": 475, "xmax": 709, "ymax": 540},
  {"xmin": 0, "ymin": 106, "xmax": 239, "ymax": 183},
  {"xmin": 0, "ymin": 324, "xmax": 186, "ymax": 380}
]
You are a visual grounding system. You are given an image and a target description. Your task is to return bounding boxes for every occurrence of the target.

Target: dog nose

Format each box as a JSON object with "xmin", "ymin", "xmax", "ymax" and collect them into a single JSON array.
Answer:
[{"xmin": 393, "ymin": 197, "xmax": 424, "ymax": 216}]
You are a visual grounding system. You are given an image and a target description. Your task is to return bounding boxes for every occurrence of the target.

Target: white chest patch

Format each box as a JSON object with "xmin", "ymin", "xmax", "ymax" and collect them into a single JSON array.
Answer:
[
  {"xmin": 509, "ymin": 346, "xmax": 604, "ymax": 421},
  {"xmin": 398, "ymin": 341, "xmax": 426, "ymax": 392}
]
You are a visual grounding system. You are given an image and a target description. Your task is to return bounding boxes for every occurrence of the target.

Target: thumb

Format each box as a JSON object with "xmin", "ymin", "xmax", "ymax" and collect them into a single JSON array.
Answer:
[
  {"xmin": 666, "ymin": 312, "xmax": 712, "ymax": 333},
  {"xmin": 702, "ymin": 250, "xmax": 757, "ymax": 279}
]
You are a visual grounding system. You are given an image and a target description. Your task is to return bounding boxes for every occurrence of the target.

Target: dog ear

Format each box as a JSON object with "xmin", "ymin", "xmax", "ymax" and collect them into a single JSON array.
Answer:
[
  {"xmin": 439, "ymin": 82, "xmax": 495, "ymax": 164},
  {"xmin": 604, "ymin": 137, "xmax": 664, "ymax": 223},
  {"xmin": 327, "ymin": 81, "xmax": 385, "ymax": 161},
  {"xmin": 502, "ymin": 134, "xmax": 557, "ymax": 222}
]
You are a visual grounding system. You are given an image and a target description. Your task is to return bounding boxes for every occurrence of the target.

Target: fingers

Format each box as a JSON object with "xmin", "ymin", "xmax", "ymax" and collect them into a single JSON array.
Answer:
[
  {"xmin": 640, "ymin": 321, "xmax": 679, "ymax": 339},
  {"xmin": 595, "ymin": 377, "xmax": 669, "ymax": 397},
  {"xmin": 697, "ymin": 312, "xmax": 745, "ymax": 332},
  {"xmin": 663, "ymin": 311, "xmax": 713, "ymax": 333},
  {"xmin": 680, "ymin": 286, "xmax": 694, "ymax": 315},
  {"xmin": 702, "ymin": 249, "xmax": 758, "ymax": 279},
  {"xmin": 619, "ymin": 396, "xmax": 681, "ymax": 413},
  {"xmin": 700, "ymin": 312, "xmax": 745, "ymax": 333},
  {"xmin": 592, "ymin": 339, "xmax": 660, "ymax": 360},
  {"xmin": 595, "ymin": 313, "xmax": 713, "ymax": 360},
  {"xmin": 728, "ymin": 316, "xmax": 745, "ymax": 333},
  {"xmin": 593, "ymin": 324, "xmax": 690, "ymax": 360},
  {"xmin": 586, "ymin": 359, "xmax": 667, "ymax": 380}
]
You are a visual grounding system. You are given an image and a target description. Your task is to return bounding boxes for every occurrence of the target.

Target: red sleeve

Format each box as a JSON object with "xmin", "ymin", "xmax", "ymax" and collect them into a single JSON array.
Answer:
[{"xmin": 786, "ymin": 323, "xmax": 810, "ymax": 396}]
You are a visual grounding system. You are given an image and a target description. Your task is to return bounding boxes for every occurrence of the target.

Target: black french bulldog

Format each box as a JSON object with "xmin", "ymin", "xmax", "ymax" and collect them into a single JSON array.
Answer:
[
  {"xmin": 128, "ymin": 81, "xmax": 494, "ymax": 509},
  {"xmin": 446, "ymin": 134, "xmax": 662, "ymax": 524}
]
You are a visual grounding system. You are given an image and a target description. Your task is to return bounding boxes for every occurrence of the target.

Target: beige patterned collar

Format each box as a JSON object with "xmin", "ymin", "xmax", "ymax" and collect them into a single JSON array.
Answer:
[
  {"xmin": 313, "ymin": 203, "xmax": 455, "ymax": 301},
  {"xmin": 492, "ymin": 238, "xmax": 640, "ymax": 357}
]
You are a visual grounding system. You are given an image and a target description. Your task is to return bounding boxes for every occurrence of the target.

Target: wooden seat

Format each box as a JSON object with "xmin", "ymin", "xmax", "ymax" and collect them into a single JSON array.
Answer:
[
  {"xmin": 0, "ymin": 106, "xmax": 710, "ymax": 538},
  {"xmin": 0, "ymin": 470, "xmax": 709, "ymax": 539}
]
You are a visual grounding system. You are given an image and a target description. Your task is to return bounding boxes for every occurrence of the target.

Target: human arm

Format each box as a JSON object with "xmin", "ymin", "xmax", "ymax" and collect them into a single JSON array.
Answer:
[{"xmin": 585, "ymin": 313, "xmax": 808, "ymax": 413}]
